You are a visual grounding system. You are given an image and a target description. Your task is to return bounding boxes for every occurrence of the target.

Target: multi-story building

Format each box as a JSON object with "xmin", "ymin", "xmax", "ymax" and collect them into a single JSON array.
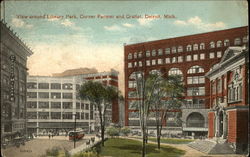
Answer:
[
  {"xmin": 206, "ymin": 46, "xmax": 249, "ymax": 153},
  {"xmin": 26, "ymin": 69, "xmax": 119, "ymax": 135},
  {"xmin": 124, "ymin": 26, "xmax": 248, "ymax": 137},
  {"xmin": 1, "ymin": 21, "xmax": 33, "ymax": 142}
]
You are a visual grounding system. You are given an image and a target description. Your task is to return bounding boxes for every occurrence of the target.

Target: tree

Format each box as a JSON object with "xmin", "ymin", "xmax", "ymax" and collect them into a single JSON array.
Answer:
[
  {"xmin": 106, "ymin": 126, "xmax": 120, "ymax": 138},
  {"xmin": 120, "ymin": 127, "xmax": 131, "ymax": 136},
  {"xmin": 148, "ymin": 74, "xmax": 185, "ymax": 149},
  {"xmin": 79, "ymin": 81, "xmax": 121, "ymax": 146}
]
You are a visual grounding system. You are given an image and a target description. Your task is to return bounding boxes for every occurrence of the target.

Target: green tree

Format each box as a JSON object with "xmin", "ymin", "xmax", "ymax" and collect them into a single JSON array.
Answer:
[{"xmin": 79, "ymin": 81, "xmax": 122, "ymax": 146}]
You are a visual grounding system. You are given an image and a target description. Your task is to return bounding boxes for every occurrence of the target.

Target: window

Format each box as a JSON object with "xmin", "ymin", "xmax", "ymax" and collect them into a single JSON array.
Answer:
[
  {"xmin": 200, "ymin": 43, "xmax": 205, "ymax": 50},
  {"xmin": 217, "ymin": 51, "xmax": 222, "ymax": 58},
  {"xmin": 177, "ymin": 46, "xmax": 183, "ymax": 52},
  {"xmin": 38, "ymin": 102, "xmax": 49, "ymax": 108},
  {"xmin": 186, "ymin": 55, "xmax": 192, "ymax": 61},
  {"xmin": 63, "ymin": 102, "xmax": 72, "ymax": 109},
  {"xmin": 128, "ymin": 53, "xmax": 132, "ymax": 59},
  {"xmin": 187, "ymin": 65, "xmax": 204, "ymax": 74},
  {"xmin": 209, "ymin": 52, "xmax": 215, "ymax": 59},
  {"xmin": 165, "ymin": 58, "xmax": 170, "ymax": 64},
  {"xmin": 187, "ymin": 87, "xmax": 205, "ymax": 96},
  {"xmin": 168, "ymin": 68, "xmax": 183, "ymax": 75},
  {"xmin": 217, "ymin": 41, "xmax": 222, "ymax": 47},
  {"xmin": 128, "ymin": 91, "xmax": 137, "ymax": 98},
  {"xmin": 62, "ymin": 83, "xmax": 73, "ymax": 90},
  {"xmin": 217, "ymin": 79, "xmax": 222, "ymax": 93},
  {"xmin": 85, "ymin": 113, "xmax": 89, "ymax": 119},
  {"xmin": 51, "ymin": 112, "xmax": 61, "ymax": 119},
  {"xmin": 158, "ymin": 59, "xmax": 163, "ymax": 64},
  {"xmin": 234, "ymin": 38, "xmax": 241, "ymax": 45},
  {"xmin": 185, "ymin": 99, "xmax": 205, "ymax": 108},
  {"xmin": 27, "ymin": 112, "xmax": 37, "ymax": 119},
  {"xmin": 210, "ymin": 41, "xmax": 215, "ymax": 48},
  {"xmin": 243, "ymin": 36, "xmax": 248, "ymax": 43},
  {"xmin": 172, "ymin": 47, "xmax": 176, "ymax": 53},
  {"xmin": 51, "ymin": 83, "xmax": 61, "ymax": 89},
  {"xmin": 200, "ymin": 53, "xmax": 205, "ymax": 60},
  {"xmin": 186, "ymin": 45, "xmax": 192, "ymax": 51},
  {"xmin": 134, "ymin": 62, "xmax": 137, "ymax": 67},
  {"xmin": 63, "ymin": 93, "xmax": 73, "ymax": 99},
  {"xmin": 165, "ymin": 48, "xmax": 170, "ymax": 54},
  {"xmin": 139, "ymin": 61, "xmax": 142, "ymax": 67},
  {"xmin": 85, "ymin": 104, "xmax": 89, "ymax": 110},
  {"xmin": 27, "ymin": 82, "xmax": 37, "ymax": 89},
  {"xmin": 63, "ymin": 112, "xmax": 72, "ymax": 119},
  {"xmin": 224, "ymin": 39, "xmax": 230, "ymax": 46},
  {"xmin": 129, "ymin": 71, "xmax": 143, "ymax": 79},
  {"xmin": 128, "ymin": 100, "xmax": 139, "ymax": 109},
  {"xmin": 152, "ymin": 50, "xmax": 156, "ymax": 56},
  {"xmin": 178, "ymin": 56, "xmax": 183, "ymax": 62},
  {"xmin": 134, "ymin": 52, "xmax": 137, "ymax": 59},
  {"xmin": 51, "ymin": 102, "xmax": 61, "ymax": 109},
  {"xmin": 39, "ymin": 112, "xmax": 49, "ymax": 119},
  {"xmin": 129, "ymin": 112, "xmax": 139, "ymax": 118},
  {"xmin": 27, "ymin": 102, "xmax": 37, "ymax": 108},
  {"xmin": 38, "ymin": 83, "xmax": 49, "ymax": 89},
  {"xmin": 187, "ymin": 76, "xmax": 205, "ymax": 84},
  {"xmin": 27, "ymin": 92, "xmax": 37, "ymax": 98},
  {"xmin": 193, "ymin": 54, "xmax": 198, "ymax": 61},
  {"xmin": 146, "ymin": 50, "xmax": 151, "ymax": 57},
  {"xmin": 146, "ymin": 60, "xmax": 150, "ymax": 66},
  {"xmin": 152, "ymin": 59, "xmax": 156, "ymax": 65},
  {"xmin": 158, "ymin": 49, "xmax": 163, "ymax": 55},
  {"xmin": 172, "ymin": 57, "xmax": 177, "ymax": 63},
  {"xmin": 128, "ymin": 63, "xmax": 132, "ymax": 68},
  {"xmin": 193, "ymin": 44, "xmax": 198, "ymax": 51},
  {"xmin": 51, "ymin": 93, "xmax": 61, "ymax": 99},
  {"xmin": 76, "ymin": 102, "xmax": 80, "ymax": 109},
  {"xmin": 138, "ymin": 52, "xmax": 143, "ymax": 58},
  {"xmin": 38, "ymin": 92, "xmax": 49, "ymax": 99},
  {"xmin": 129, "ymin": 81, "xmax": 137, "ymax": 88}
]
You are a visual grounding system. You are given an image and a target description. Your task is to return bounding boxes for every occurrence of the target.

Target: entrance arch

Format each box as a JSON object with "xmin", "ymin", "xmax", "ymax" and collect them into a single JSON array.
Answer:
[{"xmin": 186, "ymin": 112, "xmax": 205, "ymax": 127}]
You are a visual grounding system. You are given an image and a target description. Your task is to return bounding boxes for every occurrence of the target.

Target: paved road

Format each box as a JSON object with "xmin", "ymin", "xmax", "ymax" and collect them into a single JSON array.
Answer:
[{"xmin": 2, "ymin": 135, "xmax": 95, "ymax": 157}]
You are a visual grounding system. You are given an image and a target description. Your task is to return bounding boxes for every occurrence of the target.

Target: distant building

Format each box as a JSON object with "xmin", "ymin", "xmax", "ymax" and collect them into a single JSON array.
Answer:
[
  {"xmin": 124, "ymin": 26, "xmax": 248, "ymax": 137},
  {"xmin": 206, "ymin": 46, "xmax": 249, "ymax": 153},
  {"xmin": 26, "ymin": 69, "xmax": 119, "ymax": 135},
  {"xmin": 1, "ymin": 21, "xmax": 33, "ymax": 142}
]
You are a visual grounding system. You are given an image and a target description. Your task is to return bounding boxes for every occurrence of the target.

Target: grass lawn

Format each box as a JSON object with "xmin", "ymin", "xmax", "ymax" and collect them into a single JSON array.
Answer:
[
  {"xmin": 148, "ymin": 137, "xmax": 194, "ymax": 144},
  {"xmin": 98, "ymin": 138, "xmax": 185, "ymax": 157}
]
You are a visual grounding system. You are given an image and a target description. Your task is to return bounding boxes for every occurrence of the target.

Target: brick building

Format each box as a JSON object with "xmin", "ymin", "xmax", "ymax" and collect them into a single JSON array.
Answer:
[
  {"xmin": 1, "ymin": 21, "xmax": 33, "ymax": 142},
  {"xmin": 124, "ymin": 26, "xmax": 248, "ymax": 137},
  {"xmin": 206, "ymin": 46, "xmax": 249, "ymax": 153}
]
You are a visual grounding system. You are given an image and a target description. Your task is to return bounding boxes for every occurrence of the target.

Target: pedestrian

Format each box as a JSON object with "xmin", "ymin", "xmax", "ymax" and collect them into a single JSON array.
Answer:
[
  {"xmin": 49, "ymin": 134, "xmax": 51, "ymax": 139},
  {"xmin": 52, "ymin": 134, "xmax": 54, "ymax": 139}
]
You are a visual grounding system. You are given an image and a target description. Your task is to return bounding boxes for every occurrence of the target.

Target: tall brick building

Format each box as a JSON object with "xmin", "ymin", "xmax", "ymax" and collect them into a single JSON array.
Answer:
[
  {"xmin": 124, "ymin": 26, "xmax": 248, "ymax": 137},
  {"xmin": 206, "ymin": 46, "xmax": 249, "ymax": 153}
]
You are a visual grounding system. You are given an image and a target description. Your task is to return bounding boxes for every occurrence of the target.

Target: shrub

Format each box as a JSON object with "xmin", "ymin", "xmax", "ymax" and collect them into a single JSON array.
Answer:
[
  {"xmin": 120, "ymin": 127, "xmax": 131, "ymax": 136},
  {"xmin": 106, "ymin": 126, "xmax": 119, "ymax": 138},
  {"xmin": 46, "ymin": 146, "xmax": 60, "ymax": 156},
  {"xmin": 73, "ymin": 151, "xmax": 98, "ymax": 157}
]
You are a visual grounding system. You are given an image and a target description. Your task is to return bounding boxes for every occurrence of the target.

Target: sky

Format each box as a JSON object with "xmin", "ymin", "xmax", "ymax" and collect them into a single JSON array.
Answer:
[{"xmin": 1, "ymin": 0, "xmax": 248, "ymax": 94}]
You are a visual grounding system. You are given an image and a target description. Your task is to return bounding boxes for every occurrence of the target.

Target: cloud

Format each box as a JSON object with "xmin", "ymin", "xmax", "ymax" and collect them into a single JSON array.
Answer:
[
  {"xmin": 137, "ymin": 18, "xmax": 154, "ymax": 27},
  {"xmin": 122, "ymin": 23, "xmax": 134, "ymax": 28},
  {"xmin": 104, "ymin": 25, "xmax": 124, "ymax": 31},
  {"xmin": 174, "ymin": 16, "xmax": 226, "ymax": 31},
  {"xmin": 11, "ymin": 18, "xmax": 33, "ymax": 29}
]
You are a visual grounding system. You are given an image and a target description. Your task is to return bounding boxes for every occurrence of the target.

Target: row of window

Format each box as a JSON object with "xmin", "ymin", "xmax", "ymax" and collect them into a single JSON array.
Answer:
[
  {"xmin": 127, "ymin": 36, "xmax": 248, "ymax": 59},
  {"xmin": 27, "ymin": 112, "xmax": 93, "ymax": 120},
  {"xmin": 128, "ymin": 51, "xmax": 222, "ymax": 68},
  {"xmin": 27, "ymin": 92, "xmax": 74, "ymax": 99},
  {"xmin": 27, "ymin": 83, "xmax": 80, "ymax": 90}
]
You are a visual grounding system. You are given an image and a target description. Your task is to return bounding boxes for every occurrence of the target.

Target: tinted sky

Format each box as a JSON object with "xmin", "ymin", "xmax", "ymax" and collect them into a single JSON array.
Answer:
[{"xmin": 1, "ymin": 0, "xmax": 248, "ymax": 93}]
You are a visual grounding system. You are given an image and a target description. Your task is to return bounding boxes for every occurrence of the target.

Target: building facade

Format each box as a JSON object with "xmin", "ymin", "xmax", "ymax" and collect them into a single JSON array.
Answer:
[
  {"xmin": 26, "ymin": 69, "xmax": 119, "ymax": 135},
  {"xmin": 1, "ymin": 21, "xmax": 33, "ymax": 142},
  {"xmin": 206, "ymin": 46, "xmax": 249, "ymax": 153},
  {"xmin": 124, "ymin": 26, "xmax": 248, "ymax": 137}
]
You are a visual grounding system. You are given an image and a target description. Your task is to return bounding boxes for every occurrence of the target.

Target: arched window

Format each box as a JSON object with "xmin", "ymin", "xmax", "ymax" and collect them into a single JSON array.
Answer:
[
  {"xmin": 168, "ymin": 68, "xmax": 183, "ymax": 76},
  {"xmin": 128, "ymin": 53, "xmax": 132, "ymax": 59},
  {"xmin": 152, "ymin": 50, "xmax": 156, "ymax": 56},
  {"xmin": 186, "ymin": 112, "xmax": 205, "ymax": 127},
  {"xmin": 149, "ymin": 69, "xmax": 161, "ymax": 75},
  {"xmin": 187, "ymin": 65, "xmax": 204, "ymax": 74},
  {"xmin": 177, "ymin": 46, "xmax": 183, "ymax": 52},
  {"xmin": 134, "ymin": 52, "xmax": 137, "ymax": 59},
  {"xmin": 216, "ymin": 41, "xmax": 222, "ymax": 47},
  {"xmin": 234, "ymin": 38, "xmax": 241, "ymax": 45},
  {"xmin": 193, "ymin": 44, "xmax": 198, "ymax": 51},
  {"xmin": 224, "ymin": 39, "xmax": 230, "ymax": 46},
  {"xmin": 186, "ymin": 45, "xmax": 192, "ymax": 51},
  {"xmin": 138, "ymin": 52, "xmax": 143, "ymax": 58},
  {"xmin": 172, "ymin": 47, "xmax": 177, "ymax": 53},
  {"xmin": 146, "ymin": 50, "xmax": 150, "ymax": 57},
  {"xmin": 209, "ymin": 41, "xmax": 215, "ymax": 48},
  {"xmin": 200, "ymin": 43, "xmax": 205, "ymax": 50},
  {"xmin": 243, "ymin": 36, "xmax": 248, "ymax": 43}
]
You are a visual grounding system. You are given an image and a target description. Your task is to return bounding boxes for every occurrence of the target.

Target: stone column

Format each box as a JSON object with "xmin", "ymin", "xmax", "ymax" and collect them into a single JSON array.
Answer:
[{"xmin": 222, "ymin": 113, "xmax": 228, "ymax": 139}]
